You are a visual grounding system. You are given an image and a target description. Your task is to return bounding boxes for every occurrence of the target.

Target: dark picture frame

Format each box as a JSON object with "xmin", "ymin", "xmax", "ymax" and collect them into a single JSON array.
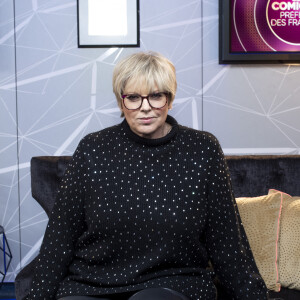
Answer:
[
  {"xmin": 219, "ymin": 0, "xmax": 300, "ymax": 64},
  {"xmin": 77, "ymin": 0, "xmax": 140, "ymax": 48}
]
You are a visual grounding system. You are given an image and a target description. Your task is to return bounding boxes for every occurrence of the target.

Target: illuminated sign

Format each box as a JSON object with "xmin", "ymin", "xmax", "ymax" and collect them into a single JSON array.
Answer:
[{"xmin": 231, "ymin": 0, "xmax": 300, "ymax": 52}]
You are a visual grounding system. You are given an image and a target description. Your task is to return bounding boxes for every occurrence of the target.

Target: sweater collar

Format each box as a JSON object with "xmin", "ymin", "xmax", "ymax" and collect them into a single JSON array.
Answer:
[{"xmin": 121, "ymin": 115, "xmax": 179, "ymax": 146}]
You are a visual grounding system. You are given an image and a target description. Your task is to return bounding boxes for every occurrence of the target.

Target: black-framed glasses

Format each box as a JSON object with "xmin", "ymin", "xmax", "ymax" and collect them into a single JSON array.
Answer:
[{"xmin": 121, "ymin": 92, "xmax": 168, "ymax": 110}]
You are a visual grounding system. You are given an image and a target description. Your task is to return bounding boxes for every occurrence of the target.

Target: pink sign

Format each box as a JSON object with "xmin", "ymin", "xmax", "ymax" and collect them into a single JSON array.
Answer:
[{"xmin": 231, "ymin": 0, "xmax": 300, "ymax": 52}]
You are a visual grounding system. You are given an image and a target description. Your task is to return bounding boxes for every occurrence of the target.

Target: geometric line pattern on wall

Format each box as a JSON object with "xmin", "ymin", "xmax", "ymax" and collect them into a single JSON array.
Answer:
[{"xmin": 0, "ymin": 0, "xmax": 204, "ymax": 280}]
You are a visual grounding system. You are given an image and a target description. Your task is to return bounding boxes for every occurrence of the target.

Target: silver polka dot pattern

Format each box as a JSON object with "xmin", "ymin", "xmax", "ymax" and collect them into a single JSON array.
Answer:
[{"xmin": 26, "ymin": 116, "xmax": 268, "ymax": 300}]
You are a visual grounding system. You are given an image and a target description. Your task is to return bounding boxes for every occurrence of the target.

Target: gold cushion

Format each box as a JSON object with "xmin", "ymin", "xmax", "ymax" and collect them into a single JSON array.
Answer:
[
  {"xmin": 268, "ymin": 189, "xmax": 300, "ymax": 290},
  {"xmin": 236, "ymin": 193, "xmax": 283, "ymax": 291}
]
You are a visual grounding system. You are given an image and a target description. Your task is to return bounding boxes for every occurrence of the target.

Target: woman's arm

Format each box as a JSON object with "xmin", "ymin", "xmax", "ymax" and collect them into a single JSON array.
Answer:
[
  {"xmin": 204, "ymin": 134, "xmax": 268, "ymax": 299},
  {"xmin": 25, "ymin": 140, "xmax": 87, "ymax": 299}
]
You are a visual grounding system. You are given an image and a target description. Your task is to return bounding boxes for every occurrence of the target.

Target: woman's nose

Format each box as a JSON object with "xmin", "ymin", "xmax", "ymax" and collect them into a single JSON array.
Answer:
[{"xmin": 140, "ymin": 97, "xmax": 151, "ymax": 110}]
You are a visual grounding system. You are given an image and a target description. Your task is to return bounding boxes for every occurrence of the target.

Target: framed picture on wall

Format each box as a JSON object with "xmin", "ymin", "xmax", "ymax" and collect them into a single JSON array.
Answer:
[
  {"xmin": 219, "ymin": 0, "xmax": 300, "ymax": 64},
  {"xmin": 77, "ymin": 0, "xmax": 140, "ymax": 48}
]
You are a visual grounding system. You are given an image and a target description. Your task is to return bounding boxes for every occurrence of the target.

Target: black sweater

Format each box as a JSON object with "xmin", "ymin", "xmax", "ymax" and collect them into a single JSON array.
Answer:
[{"xmin": 26, "ymin": 116, "xmax": 268, "ymax": 300}]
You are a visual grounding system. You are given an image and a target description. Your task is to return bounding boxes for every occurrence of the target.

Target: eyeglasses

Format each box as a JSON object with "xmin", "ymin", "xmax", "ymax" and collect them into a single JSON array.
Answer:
[{"xmin": 121, "ymin": 92, "xmax": 168, "ymax": 110}]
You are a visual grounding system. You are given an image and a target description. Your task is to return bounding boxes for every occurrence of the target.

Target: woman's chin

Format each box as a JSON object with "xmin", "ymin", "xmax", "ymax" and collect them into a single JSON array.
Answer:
[{"xmin": 136, "ymin": 126, "xmax": 162, "ymax": 139}]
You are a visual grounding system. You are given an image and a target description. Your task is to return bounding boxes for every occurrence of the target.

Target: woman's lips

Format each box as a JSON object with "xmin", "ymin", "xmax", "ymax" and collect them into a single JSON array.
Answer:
[{"xmin": 139, "ymin": 117, "xmax": 154, "ymax": 124}]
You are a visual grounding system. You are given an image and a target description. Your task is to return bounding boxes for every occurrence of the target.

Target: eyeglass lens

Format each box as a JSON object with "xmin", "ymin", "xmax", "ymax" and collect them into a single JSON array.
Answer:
[{"xmin": 123, "ymin": 92, "xmax": 167, "ymax": 109}]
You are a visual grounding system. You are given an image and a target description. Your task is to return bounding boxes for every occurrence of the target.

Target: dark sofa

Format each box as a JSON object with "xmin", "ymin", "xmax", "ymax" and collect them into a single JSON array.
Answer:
[{"xmin": 14, "ymin": 155, "xmax": 300, "ymax": 300}]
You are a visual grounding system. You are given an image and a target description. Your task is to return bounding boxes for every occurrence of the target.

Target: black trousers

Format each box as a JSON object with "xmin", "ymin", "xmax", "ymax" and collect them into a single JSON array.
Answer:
[{"xmin": 58, "ymin": 287, "xmax": 191, "ymax": 300}]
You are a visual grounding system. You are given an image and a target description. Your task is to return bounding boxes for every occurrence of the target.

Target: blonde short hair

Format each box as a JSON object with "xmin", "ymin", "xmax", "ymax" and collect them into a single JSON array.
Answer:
[{"xmin": 113, "ymin": 51, "xmax": 177, "ymax": 116}]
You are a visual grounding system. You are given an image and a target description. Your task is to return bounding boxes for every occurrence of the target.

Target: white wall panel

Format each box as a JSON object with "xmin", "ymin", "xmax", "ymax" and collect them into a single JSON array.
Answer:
[
  {"xmin": 202, "ymin": 2, "xmax": 300, "ymax": 154},
  {"xmin": 0, "ymin": 0, "xmax": 20, "ymax": 281},
  {"xmin": 2, "ymin": 0, "xmax": 203, "ymax": 277}
]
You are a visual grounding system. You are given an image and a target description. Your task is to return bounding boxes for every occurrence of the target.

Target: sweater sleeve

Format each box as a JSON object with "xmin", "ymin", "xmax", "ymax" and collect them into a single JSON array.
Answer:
[
  {"xmin": 25, "ymin": 139, "xmax": 87, "ymax": 300},
  {"xmin": 204, "ymin": 135, "xmax": 268, "ymax": 300}
]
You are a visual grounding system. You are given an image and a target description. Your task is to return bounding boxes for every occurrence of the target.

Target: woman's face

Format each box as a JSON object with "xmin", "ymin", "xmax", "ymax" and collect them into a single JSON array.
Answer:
[{"xmin": 121, "ymin": 78, "xmax": 172, "ymax": 139}]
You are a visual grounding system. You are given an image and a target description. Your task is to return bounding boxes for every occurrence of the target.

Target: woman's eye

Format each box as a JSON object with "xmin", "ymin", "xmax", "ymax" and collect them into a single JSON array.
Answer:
[
  {"xmin": 127, "ymin": 95, "xmax": 140, "ymax": 101},
  {"xmin": 150, "ymin": 93, "xmax": 163, "ymax": 100}
]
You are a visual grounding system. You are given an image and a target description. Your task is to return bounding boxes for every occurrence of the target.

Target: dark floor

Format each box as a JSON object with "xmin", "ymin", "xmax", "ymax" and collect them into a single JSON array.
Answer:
[{"xmin": 0, "ymin": 283, "xmax": 15, "ymax": 299}]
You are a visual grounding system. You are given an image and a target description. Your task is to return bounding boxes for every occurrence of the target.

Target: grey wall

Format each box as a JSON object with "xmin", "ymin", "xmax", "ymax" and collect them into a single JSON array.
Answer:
[{"xmin": 0, "ymin": 0, "xmax": 299, "ymax": 281}]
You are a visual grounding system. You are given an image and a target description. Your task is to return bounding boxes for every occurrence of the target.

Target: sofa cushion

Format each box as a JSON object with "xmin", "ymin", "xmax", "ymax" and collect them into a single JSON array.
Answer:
[
  {"xmin": 31, "ymin": 156, "xmax": 71, "ymax": 217},
  {"xmin": 268, "ymin": 189, "xmax": 300, "ymax": 291},
  {"xmin": 236, "ymin": 193, "xmax": 283, "ymax": 291}
]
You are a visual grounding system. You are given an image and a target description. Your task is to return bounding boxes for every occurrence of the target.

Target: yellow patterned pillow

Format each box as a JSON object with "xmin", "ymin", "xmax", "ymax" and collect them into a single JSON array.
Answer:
[
  {"xmin": 236, "ymin": 193, "xmax": 283, "ymax": 292},
  {"xmin": 268, "ymin": 190, "xmax": 300, "ymax": 290}
]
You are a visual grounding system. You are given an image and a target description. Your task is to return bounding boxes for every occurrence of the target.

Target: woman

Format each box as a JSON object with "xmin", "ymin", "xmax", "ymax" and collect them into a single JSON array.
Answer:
[{"xmin": 26, "ymin": 52, "xmax": 268, "ymax": 300}]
